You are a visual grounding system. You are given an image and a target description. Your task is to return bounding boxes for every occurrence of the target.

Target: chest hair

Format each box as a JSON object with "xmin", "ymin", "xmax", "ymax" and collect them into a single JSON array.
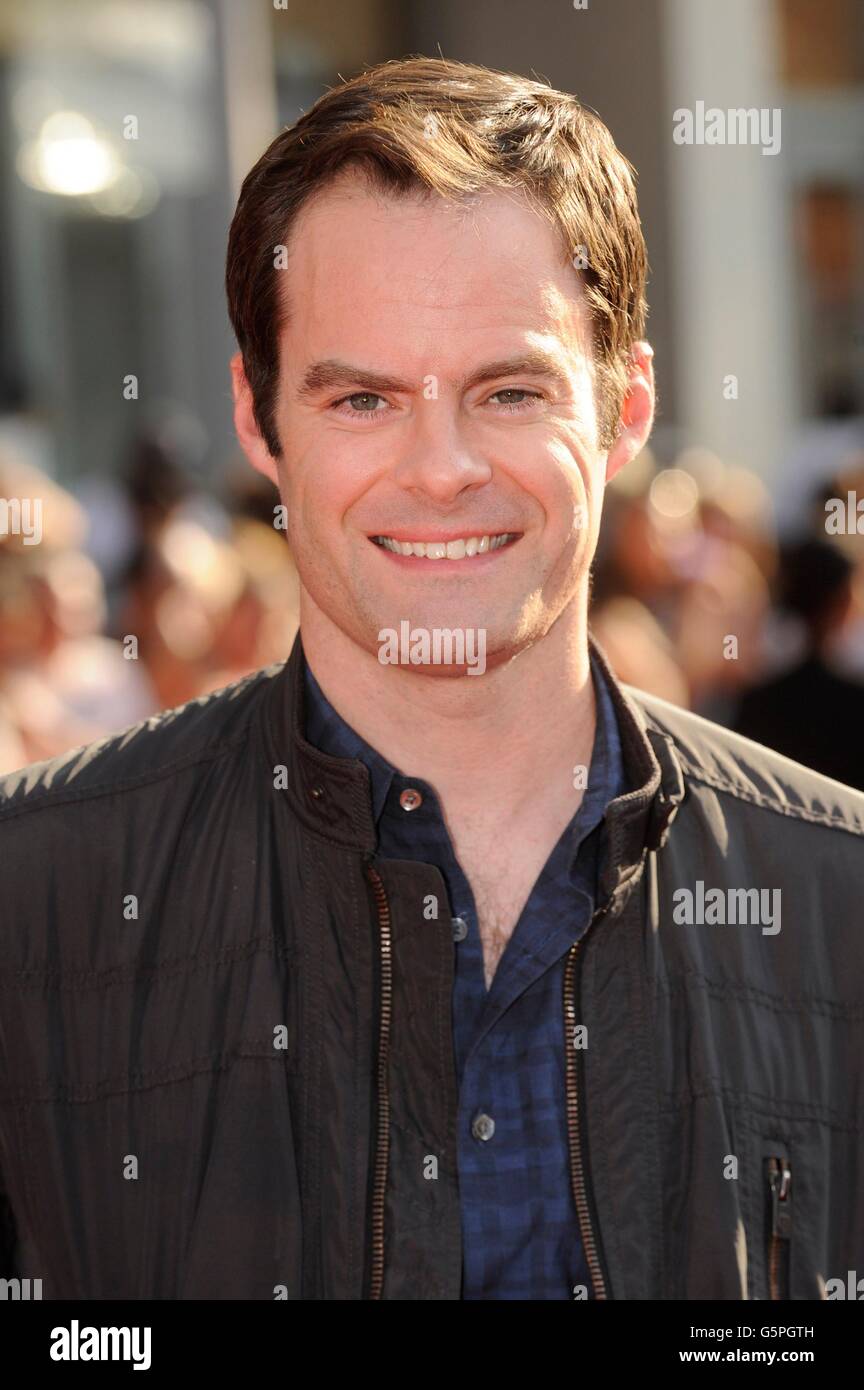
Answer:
[{"xmin": 454, "ymin": 833, "xmax": 556, "ymax": 989}]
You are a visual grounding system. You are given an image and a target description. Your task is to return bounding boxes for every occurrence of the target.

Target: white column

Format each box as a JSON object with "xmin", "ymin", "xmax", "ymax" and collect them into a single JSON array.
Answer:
[
  {"xmin": 662, "ymin": 0, "xmax": 796, "ymax": 489},
  {"xmin": 216, "ymin": 0, "xmax": 278, "ymax": 200}
]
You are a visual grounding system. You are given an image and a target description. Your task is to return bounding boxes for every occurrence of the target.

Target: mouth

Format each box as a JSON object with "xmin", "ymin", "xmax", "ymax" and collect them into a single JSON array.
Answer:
[{"xmin": 369, "ymin": 531, "xmax": 522, "ymax": 560}]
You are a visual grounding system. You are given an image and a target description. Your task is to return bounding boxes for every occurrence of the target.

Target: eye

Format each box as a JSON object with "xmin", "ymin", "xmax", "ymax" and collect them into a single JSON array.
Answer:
[
  {"xmin": 330, "ymin": 392, "xmax": 391, "ymax": 420},
  {"xmin": 486, "ymin": 388, "xmax": 545, "ymax": 413}
]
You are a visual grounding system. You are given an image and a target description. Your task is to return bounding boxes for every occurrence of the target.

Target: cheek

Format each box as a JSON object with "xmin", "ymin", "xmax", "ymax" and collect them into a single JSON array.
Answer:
[
  {"xmin": 279, "ymin": 442, "xmax": 358, "ymax": 548},
  {"xmin": 529, "ymin": 435, "xmax": 593, "ymax": 523}
]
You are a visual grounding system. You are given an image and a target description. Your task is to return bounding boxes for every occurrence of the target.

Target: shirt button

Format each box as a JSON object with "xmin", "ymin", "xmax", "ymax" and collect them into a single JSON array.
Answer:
[
  {"xmin": 399, "ymin": 787, "xmax": 423, "ymax": 811},
  {"xmin": 471, "ymin": 1112, "xmax": 495, "ymax": 1142},
  {"xmin": 452, "ymin": 916, "xmax": 469, "ymax": 942}
]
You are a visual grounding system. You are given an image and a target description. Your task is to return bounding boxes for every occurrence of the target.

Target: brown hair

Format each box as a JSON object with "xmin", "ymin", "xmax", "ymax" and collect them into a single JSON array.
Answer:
[{"xmin": 225, "ymin": 56, "xmax": 648, "ymax": 455}]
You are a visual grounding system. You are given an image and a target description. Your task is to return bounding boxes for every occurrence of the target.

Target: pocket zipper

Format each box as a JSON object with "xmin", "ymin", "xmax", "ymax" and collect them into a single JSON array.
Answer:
[{"xmin": 765, "ymin": 1155, "xmax": 792, "ymax": 1300}]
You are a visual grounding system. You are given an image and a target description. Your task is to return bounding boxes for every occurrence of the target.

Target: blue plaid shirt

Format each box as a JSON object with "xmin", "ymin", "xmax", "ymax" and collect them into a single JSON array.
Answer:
[{"xmin": 302, "ymin": 650, "xmax": 626, "ymax": 1300}]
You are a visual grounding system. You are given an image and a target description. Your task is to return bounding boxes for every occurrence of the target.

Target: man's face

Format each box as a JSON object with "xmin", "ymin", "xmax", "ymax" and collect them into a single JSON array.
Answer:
[{"xmin": 234, "ymin": 172, "xmax": 653, "ymax": 673}]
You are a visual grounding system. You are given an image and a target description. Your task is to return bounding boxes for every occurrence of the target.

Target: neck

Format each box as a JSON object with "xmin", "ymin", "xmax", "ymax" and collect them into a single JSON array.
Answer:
[{"xmin": 298, "ymin": 592, "xmax": 596, "ymax": 825}]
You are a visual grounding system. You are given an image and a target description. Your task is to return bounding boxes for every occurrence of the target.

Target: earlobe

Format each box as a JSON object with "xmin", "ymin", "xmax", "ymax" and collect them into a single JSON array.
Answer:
[{"xmin": 230, "ymin": 351, "xmax": 280, "ymax": 487}]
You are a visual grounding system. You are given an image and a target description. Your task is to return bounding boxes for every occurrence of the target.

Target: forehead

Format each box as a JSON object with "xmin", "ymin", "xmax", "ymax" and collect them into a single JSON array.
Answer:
[{"xmin": 277, "ymin": 172, "xmax": 592, "ymax": 368}]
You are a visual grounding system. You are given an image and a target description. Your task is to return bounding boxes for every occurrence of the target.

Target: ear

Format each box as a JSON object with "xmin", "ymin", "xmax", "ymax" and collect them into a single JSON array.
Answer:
[
  {"xmin": 230, "ymin": 352, "xmax": 280, "ymax": 487},
  {"xmin": 605, "ymin": 341, "xmax": 655, "ymax": 485}
]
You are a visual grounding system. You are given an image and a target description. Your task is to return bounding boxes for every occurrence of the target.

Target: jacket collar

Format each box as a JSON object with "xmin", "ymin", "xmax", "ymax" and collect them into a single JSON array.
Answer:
[
  {"xmin": 261, "ymin": 626, "xmax": 686, "ymax": 892},
  {"xmin": 587, "ymin": 637, "xmax": 686, "ymax": 911}
]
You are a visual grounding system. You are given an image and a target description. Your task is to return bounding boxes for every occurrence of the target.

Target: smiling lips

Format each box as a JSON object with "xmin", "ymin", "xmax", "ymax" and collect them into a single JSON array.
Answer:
[{"xmin": 370, "ymin": 531, "xmax": 520, "ymax": 559}]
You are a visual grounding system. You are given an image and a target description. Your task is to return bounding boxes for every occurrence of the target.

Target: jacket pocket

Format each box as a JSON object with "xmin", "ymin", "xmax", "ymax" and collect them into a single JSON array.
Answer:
[{"xmin": 762, "ymin": 1139, "xmax": 792, "ymax": 1300}]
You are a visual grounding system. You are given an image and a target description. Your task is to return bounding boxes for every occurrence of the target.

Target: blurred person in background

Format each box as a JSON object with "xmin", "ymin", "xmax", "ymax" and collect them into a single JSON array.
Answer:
[
  {"xmin": 0, "ymin": 454, "xmax": 156, "ymax": 772},
  {"xmin": 116, "ymin": 511, "xmax": 299, "ymax": 708},
  {"xmin": 589, "ymin": 481, "xmax": 691, "ymax": 705},
  {"xmin": 116, "ymin": 427, "xmax": 300, "ymax": 708},
  {"xmin": 733, "ymin": 538, "xmax": 864, "ymax": 789},
  {"xmin": 589, "ymin": 455, "xmax": 775, "ymax": 717},
  {"xmin": 807, "ymin": 463, "xmax": 864, "ymax": 682}
]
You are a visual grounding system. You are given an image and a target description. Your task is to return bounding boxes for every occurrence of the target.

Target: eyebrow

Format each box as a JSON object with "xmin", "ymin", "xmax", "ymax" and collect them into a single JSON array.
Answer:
[{"xmin": 295, "ymin": 350, "xmax": 572, "ymax": 402}]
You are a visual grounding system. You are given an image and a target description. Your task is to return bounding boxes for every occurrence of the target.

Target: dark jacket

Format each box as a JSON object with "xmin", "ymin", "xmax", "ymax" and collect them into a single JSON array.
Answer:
[
  {"xmin": 734, "ymin": 654, "xmax": 864, "ymax": 791},
  {"xmin": 1, "ymin": 631, "xmax": 863, "ymax": 1300}
]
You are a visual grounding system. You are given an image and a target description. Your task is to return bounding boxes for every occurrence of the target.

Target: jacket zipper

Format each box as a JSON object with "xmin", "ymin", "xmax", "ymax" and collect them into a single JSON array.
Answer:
[
  {"xmin": 364, "ymin": 862, "xmax": 393, "ymax": 1300},
  {"xmin": 765, "ymin": 1155, "xmax": 792, "ymax": 1300},
  {"xmin": 563, "ymin": 911, "xmax": 611, "ymax": 1300},
  {"xmin": 367, "ymin": 859, "xmax": 611, "ymax": 1301}
]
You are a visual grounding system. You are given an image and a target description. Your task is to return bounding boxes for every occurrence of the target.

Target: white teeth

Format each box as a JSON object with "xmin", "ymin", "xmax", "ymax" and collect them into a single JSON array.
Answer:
[{"xmin": 374, "ymin": 532, "xmax": 517, "ymax": 557}]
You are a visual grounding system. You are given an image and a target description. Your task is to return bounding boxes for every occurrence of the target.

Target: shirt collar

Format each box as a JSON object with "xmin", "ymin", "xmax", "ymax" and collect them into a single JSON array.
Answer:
[
  {"xmin": 260, "ymin": 628, "xmax": 686, "ymax": 913},
  {"xmin": 301, "ymin": 646, "xmax": 626, "ymax": 863}
]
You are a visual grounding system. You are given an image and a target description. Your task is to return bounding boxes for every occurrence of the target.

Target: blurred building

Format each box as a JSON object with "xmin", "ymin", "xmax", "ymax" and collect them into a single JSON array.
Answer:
[{"xmin": 0, "ymin": 0, "xmax": 862, "ymax": 508}]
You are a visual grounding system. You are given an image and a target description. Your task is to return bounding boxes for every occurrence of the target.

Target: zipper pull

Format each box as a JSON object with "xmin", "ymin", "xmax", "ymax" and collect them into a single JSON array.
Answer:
[{"xmin": 766, "ymin": 1156, "xmax": 792, "ymax": 1239}]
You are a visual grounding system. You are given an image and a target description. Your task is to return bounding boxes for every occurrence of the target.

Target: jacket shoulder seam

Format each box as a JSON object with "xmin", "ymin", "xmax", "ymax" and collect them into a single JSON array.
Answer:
[
  {"xmin": 0, "ymin": 724, "xmax": 252, "ymax": 826},
  {"xmin": 676, "ymin": 758, "xmax": 864, "ymax": 838},
  {"xmin": 629, "ymin": 686, "xmax": 864, "ymax": 837}
]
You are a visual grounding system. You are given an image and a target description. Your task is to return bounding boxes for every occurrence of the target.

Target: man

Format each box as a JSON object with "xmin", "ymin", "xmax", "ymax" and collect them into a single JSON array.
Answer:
[
  {"xmin": 734, "ymin": 538, "xmax": 864, "ymax": 789},
  {"xmin": 1, "ymin": 57, "xmax": 863, "ymax": 1301}
]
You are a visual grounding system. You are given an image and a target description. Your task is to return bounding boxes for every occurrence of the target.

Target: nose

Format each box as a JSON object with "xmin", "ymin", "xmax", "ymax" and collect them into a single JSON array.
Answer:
[{"xmin": 391, "ymin": 404, "xmax": 493, "ymax": 504}]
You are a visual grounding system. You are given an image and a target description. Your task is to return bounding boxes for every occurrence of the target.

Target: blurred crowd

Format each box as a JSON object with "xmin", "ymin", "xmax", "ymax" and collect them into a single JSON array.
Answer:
[
  {"xmin": 1, "ymin": 431, "xmax": 863, "ymax": 788},
  {"xmin": 592, "ymin": 447, "xmax": 864, "ymax": 787},
  {"xmin": 0, "ymin": 424, "xmax": 299, "ymax": 775}
]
